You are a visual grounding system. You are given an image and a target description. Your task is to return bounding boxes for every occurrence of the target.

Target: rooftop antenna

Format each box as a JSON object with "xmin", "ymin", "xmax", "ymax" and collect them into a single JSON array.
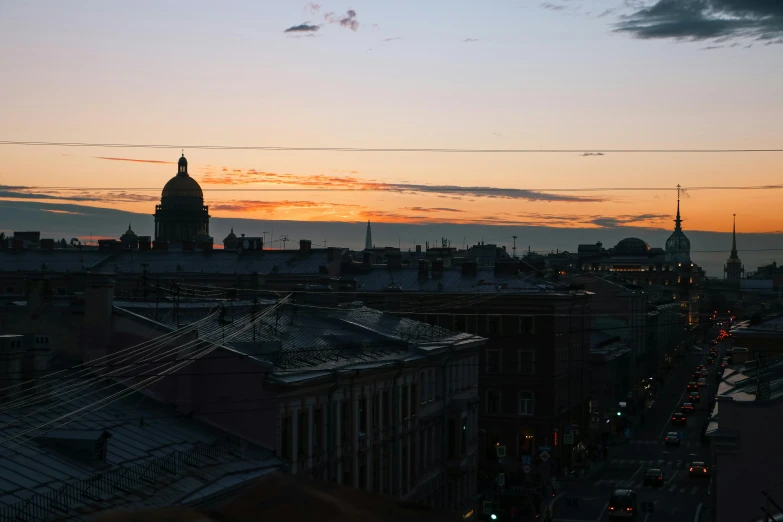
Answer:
[{"xmin": 512, "ymin": 235, "xmax": 517, "ymax": 258}]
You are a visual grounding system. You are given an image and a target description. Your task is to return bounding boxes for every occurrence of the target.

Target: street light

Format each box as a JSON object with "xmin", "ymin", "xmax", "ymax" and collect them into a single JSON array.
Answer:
[{"xmin": 490, "ymin": 515, "xmax": 497, "ymax": 520}]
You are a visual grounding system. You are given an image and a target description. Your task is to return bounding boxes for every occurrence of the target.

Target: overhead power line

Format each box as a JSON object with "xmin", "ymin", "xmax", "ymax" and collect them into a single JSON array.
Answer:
[{"xmin": 2, "ymin": 140, "xmax": 783, "ymax": 153}]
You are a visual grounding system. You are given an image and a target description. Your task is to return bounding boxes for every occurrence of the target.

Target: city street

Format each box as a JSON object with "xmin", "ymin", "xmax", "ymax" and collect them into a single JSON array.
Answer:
[{"xmin": 552, "ymin": 335, "xmax": 725, "ymax": 522}]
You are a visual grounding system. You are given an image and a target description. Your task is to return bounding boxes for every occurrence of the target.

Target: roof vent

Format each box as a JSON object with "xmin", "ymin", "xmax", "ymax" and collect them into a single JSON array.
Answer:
[{"xmin": 35, "ymin": 430, "xmax": 111, "ymax": 466}]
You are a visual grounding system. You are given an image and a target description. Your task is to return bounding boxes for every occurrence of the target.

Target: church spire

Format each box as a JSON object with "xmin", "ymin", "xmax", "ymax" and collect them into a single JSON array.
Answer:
[
  {"xmin": 674, "ymin": 184, "xmax": 683, "ymax": 232},
  {"xmin": 365, "ymin": 220, "xmax": 373, "ymax": 250},
  {"xmin": 730, "ymin": 213, "xmax": 739, "ymax": 259}
]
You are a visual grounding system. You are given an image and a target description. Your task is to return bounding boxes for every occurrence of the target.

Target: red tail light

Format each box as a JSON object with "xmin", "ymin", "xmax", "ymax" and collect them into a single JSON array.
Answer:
[
  {"xmin": 627, "ymin": 507, "xmax": 633, "ymax": 511},
  {"xmin": 609, "ymin": 507, "xmax": 615, "ymax": 511},
  {"xmin": 658, "ymin": 477, "xmax": 662, "ymax": 480},
  {"xmin": 690, "ymin": 467, "xmax": 694, "ymax": 471},
  {"xmin": 704, "ymin": 469, "xmax": 707, "ymax": 473}
]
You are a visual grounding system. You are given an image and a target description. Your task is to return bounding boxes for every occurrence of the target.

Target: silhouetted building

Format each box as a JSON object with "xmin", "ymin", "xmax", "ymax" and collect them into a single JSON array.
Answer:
[
  {"xmin": 665, "ymin": 185, "xmax": 691, "ymax": 264},
  {"xmin": 365, "ymin": 220, "xmax": 373, "ymax": 250},
  {"xmin": 154, "ymin": 153, "xmax": 210, "ymax": 242},
  {"xmin": 724, "ymin": 214, "xmax": 744, "ymax": 280}
]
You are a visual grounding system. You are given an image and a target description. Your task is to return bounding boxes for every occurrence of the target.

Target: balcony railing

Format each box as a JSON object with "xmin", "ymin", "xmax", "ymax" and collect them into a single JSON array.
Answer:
[{"xmin": 0, "ymin": 438, "xmax": 240, "ymax": 522}]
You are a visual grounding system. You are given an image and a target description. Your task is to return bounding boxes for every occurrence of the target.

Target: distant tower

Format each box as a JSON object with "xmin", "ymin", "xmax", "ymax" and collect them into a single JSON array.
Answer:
[
  {"xmin": 365, "ymin": 220, "xmax": 373, "ymax": 250},
  {"xmin": 724, "ymin": 214, "xmax": 744, "ymax": 280},
  {"xmin": 665, "ymin": 184, "xmax": 691, "ymax": 264}
]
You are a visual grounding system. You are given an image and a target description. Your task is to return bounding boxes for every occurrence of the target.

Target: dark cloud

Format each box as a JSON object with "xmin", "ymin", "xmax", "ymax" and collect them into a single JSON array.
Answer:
[
  {"xmin": 0, "ymin": 185, "xmax": 158, "ymax": 204},
  {"xmin": 464, "ymin": 38, "xmax": 479, "ymax": 42},
  {"xmin": 284, "ymin": 23, "xmax": 321, "ymax": 33},
  {"xmin": 383, "ymin": 37, "xmax": 402, "ymax": 42},
  {"xmin": 615, "ymin": 0, "xmax": 783, "ymax": 43},
  {"xmin": 581, "ymin": 152, "xmax": 605, "ymax": 156},
  {"xmin": 304, "ymin": 2, "xmax": 321, "ymax": 14},
  {"xmin": 94, "ymin": 157, "xmax": 175, "ymax": 165},
  {"xmin": 325, "ymin": 9, "xmax": 359, "ymax": 31},
  {"xmin": 541, "ymin": 3, "xmax": 567, "ymax": 11},
  {"xmin": 402, "ymin": 207, "xmax": 466, "ymax": 213},
  {"xmin": 589, "ymin": 213, "xmax": 669, "ymax": 228}
]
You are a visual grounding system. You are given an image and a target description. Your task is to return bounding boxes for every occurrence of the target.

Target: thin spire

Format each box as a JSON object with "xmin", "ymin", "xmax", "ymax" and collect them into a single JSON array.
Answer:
[
  {"xmin": 730, "ymin": 213, "xmax": 738, "ymax": 258},
  {"xmin": 674, "ymin": 184, "xmax": 683, "ymax": 231}
]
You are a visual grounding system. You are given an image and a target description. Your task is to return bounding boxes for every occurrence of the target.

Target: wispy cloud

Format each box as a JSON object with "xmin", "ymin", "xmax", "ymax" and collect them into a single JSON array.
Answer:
[
  {"xmin": 210, "ymin": 200, "xmax": 359, "ymax": 214},
  {"xmin": 581, "ymin": 152, "xmax": 605, "ymax": 156},
  {"xmin": 304, "ymin": 2, "xmax": 321, "ymax": 14},
  {"xmin": 615, "ymin": 0, "xmax": 783, "ymax": 44},
  {"xmin": 284, "ymin": 23, "xmax": 321, "ymax": 33},
  {"xmin": 383, "ymin": 37, "xmax": 402, "ymax": 42},
  {"xmin": 324, "ymin": 9, "xmax": 359, "ymax": 31},
  {"xmin": 463, "ymin": 38, "xmax": 479, "ymax": 43},
  {"xmin": 42, "ymin": 209, "xmax": 87, "ymax": 215},
  {"xmin": 197, "ymin": 168, "xmax": 604, "ymax": 203},
  {"xmin": 94, "ymin": 157, "xmax": 175, "ymax": 165},
  {"xmin": 0, "ymin": 185, "xmax": 158, "ymax": 204}
]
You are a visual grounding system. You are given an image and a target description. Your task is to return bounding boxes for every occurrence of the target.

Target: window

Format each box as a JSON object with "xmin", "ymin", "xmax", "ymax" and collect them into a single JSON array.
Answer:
[
  {"xmin": 486, "ymin": 350, "xmax": 501, "ymax": 374},
  {"xmin": 519, "ymin": 315, "xmax": 535, "ymax": 334},
  {"xmin": 402, "ymin": 385, "xmax": 409, "ymax": 420},
  {"xmin": 518, "ymin": 350, "xmax": 535, "ymax": 375},
  {"xmin": 313, "ymin": 408, "xmax": 322, "ymax": 449},
  {"xmin": 487, "ymin": 315, "xmax": 501, "ymax": 335},
  {"xmin": 383, "ymin": 391, "xmax": 391, "ymax": 427},
  {"xmin": 420, "ymin": 372, "xmax": 427, "ymax": 404},
  {"xmin": 281, "ymin": 415, "xmax": 292, "ymax": 459},
  {"xmin": 411, "ymin": 384, "xmax": 418, "ymax": 417},
  {"xmin": 427, "ymin": 369, "xmax": 434, "ymax": 400},
  {"xmin": 518, "ymin": 392, "xmax": 534, "ymax": 415},
  {"xmin": 359, "ymin": 398, "xmax": 367, "ymax": 434},
  {"xmin": 487, "ymin": 390, "xmax": 501, "ymax": 414}
]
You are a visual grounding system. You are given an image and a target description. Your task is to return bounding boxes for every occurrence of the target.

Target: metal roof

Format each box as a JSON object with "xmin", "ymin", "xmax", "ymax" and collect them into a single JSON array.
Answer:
[
  {"xmin": 350, "ymin": 266, "xmax": 566, "ymax": 294},
  {"xmin": 0, "ymin": 370, "xmax": 282, "ymax": 520},
  {"xmin": 115, "ymin": 301, "xmax": 485, "ymax": 380}
]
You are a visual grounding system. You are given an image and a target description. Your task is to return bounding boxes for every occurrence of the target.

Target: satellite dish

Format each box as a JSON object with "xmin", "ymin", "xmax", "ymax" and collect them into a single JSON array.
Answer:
[{"xmin": 243, "ymin": 239, "xmax": 250, "ymax": 249}]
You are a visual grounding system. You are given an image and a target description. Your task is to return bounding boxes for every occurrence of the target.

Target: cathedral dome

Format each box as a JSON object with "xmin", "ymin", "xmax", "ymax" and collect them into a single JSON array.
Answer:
[
  {"xmin": 614, "ymin": 237, "xmax": 651, "ymax": 256},
  {"xmin": 162, "ymin": 175, "xmax": 204, "ymax": 199}
]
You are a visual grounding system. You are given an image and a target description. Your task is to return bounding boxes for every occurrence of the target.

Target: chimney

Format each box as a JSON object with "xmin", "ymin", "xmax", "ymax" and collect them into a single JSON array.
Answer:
[
  {"xmin": 418, "ymin": 260, "xmax": 430, "ymax": 280},
  {"xmin": 432, "ymin": 259, "xmax": 444, "ymax": 278},
  {"xmin": 138, "ymin": 236, "xmax": 151, "ymax": 251},
  {"xmin": 153, "ymin": 240, "xmax": 169, "ymax": 251},
  {"xmin": 26, "ymin": 276, "xmax": 52, "ymax": 317},
  {"xmin": 83, "ymin": 279, "xmax": 115, "ymax": 364},
  {"xmin": 299, "ymin": 239, "xmax": 312, "ymax": 254},
  {"xmin": 363, "ymin": 252, "xmax": 372, "ymax": 268},
  {"xmin": 22, "ymin": 334, "xmax": 52, "ymax": 400},
  {"xmin": 0, "ymin": 335, "xmax": 25, "ymax": 403},
  {"xmin": 461, "ymin": 261, "xmax": 478, "ymax": 276},
  {"xmin": 416, "ymin": 245, "xmax": 422, "ymax": 254},
  {"xmin": 502, "ymin": 245, "xmax": 506, "ymax": 252},
  {"xmin": 387, "ymin": 252, "xmax": 402, "ymax": 269},
  {"xmin": 182, "ymin": 240, "xmax": 195, "ymax": 251},
  {"xmin": 327, "ymin": 247, "xmax": 341, "ymax": 261},
  {"xmin": 40, "ymin": 239, "xmax": 55, "ymax": 251}
]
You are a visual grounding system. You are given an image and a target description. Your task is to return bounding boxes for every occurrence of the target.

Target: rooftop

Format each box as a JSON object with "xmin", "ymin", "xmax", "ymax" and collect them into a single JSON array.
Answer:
[
  {"xmin": 0, "ymin": 362, "xmax": 282, "ymax": 520},
  {"xmin": 115, "ymin": 300, "xmax": 486, "ymax": 384}
]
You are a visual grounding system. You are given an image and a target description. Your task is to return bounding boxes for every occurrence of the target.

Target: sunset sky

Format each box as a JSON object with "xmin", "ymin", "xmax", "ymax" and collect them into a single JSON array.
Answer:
[{"xmin": 1, "ymin": 0, "xmax": 782, "ymax": 236}]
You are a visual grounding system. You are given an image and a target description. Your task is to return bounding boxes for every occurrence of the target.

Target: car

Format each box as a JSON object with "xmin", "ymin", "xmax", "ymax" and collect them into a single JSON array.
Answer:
[
  {"xmin": 710, "ymin": 340, "xmax": 718, "ymax": 345},
  {"xmin": 688, "ymin": 393, "xmax": 701, "ymax": 402},
  {"xmin": 644, "ymin": 469, "xmax": 664, "ymax": 487},
  {"xmin": 707, "ymin": 358, "xmax": 715, "ymax": 364},
  {"xmin": 664, "ymin": 432, "xmax": 680, "ymax": 446},
  {"xmin": 681, "ymin": 402, "xmax": 694, "ymax": 413},
  {"xmin": 609, "ymin": 489, "xmax": 638, "ymax": 520},
  {"xmin": 689, "ymin": 462, "xmax": 710, "ymax": 477},
  {"xmin": 697, "ymin": 377, "xmax": 707, "ymax": 387},
  {"xmin": 691, "ymin": 372, "xmax": 701, "ymax": 380},
  {"xmin": 672, "ymin": 413, "xmax": 687, "ymax": 425},
  {"xmin": 701, "ymin": 369, "xmax": 709, "ymax": 377},
  {"xmin": 687, "ymin": 381, "xmax": 699, "ymax": 390},
  {"xmin": 696, "ymin": 365, "xmax": 706, "ymax": 371}
]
